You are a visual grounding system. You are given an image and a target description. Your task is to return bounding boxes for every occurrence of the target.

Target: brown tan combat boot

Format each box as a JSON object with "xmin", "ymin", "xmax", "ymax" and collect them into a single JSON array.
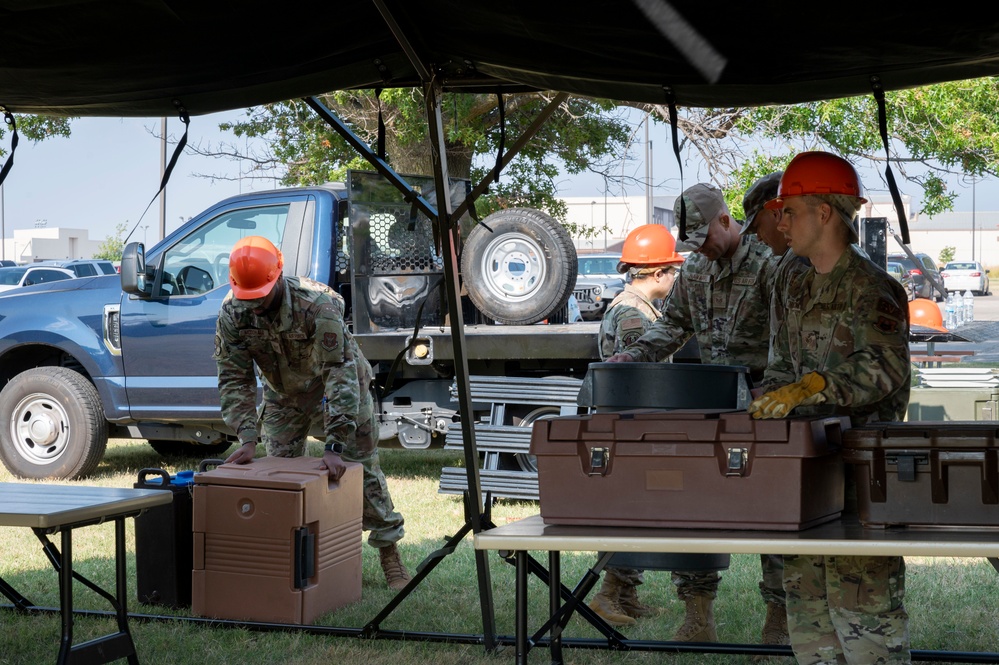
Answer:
[
  {"xmin": 379, "ymin": 543, "xmax": 412, "ymax": 591},
  {"xmin": 752, "ymin": 600, "xmax": 790, "ymax": 661},
  {"xmin": 618, "ymin": 583, "xmax": 659, "ymax": 618},
  {"xmin": 587, "ymin": 575, "xmax": 636, "ymax": 627},
  {"xmin": 672, "ymin": 593, "xmax": 717, "ymax": 642}
]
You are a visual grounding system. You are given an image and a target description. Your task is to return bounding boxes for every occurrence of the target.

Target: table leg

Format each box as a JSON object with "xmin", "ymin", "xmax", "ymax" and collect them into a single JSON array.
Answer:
[
  {"xmin": 549, "ymin": 551, "xmax": 562, "ymax": 665},
  {"xmin": 56, "ymin": 529, "xmax": 74, "ymax": 665},
  {"xmin": 515, "ymin": 550, "xmax": 528, "ymax": 665}
]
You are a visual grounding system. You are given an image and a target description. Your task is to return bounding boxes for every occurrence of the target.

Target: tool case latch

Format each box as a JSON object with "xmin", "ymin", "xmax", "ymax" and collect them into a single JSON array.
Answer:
[
  {"xmin": 725, "ymin": 447, "xmax": 748, "ymax": 477},
  {"xmin": 886, "ymin": 452, "xmax": 928, "ymax": 482},
  {"xmin": 588, "ymin": 447, "xmax": 609, "ymax": 476}
]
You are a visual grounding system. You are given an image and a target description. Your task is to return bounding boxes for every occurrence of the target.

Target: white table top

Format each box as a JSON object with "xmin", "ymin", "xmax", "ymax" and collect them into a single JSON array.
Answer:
[
  {"xmin": 0, "ymin": 482, "xmax": 172, "ymax": 530},
  {"xmin": 474, "ymin": 515, "xmax": 999, "ymax": 558}
]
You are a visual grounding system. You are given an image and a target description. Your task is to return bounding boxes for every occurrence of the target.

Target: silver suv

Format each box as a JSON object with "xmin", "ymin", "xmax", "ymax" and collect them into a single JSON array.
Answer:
[{"xmin": 40, "ymin": 259, "xmax": 118, "ymax": 278}]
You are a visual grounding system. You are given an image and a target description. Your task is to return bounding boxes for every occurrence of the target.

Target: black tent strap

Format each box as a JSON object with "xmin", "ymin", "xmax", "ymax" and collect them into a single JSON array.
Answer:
[
  {"xmin": 123, "ymin": 103, "xmax": 191, "ymax": 245},
  {"xmin": 870, "ymin": 76, "xmax": 910, "ymax": 244},
  {"xmin": 495, "ymin": 92, "xmax": 505, "ymax": 184},
  {"xmin": 663, "ymin": 87, "xmax": 686, "ymax": 240},
  {"xmin": 0, "ymin": 109, "xmax": 19, "ymax": 189}
]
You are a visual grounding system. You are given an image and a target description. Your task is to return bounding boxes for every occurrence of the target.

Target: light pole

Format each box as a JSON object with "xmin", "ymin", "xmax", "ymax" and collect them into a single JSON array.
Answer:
[
  {"xmin": 972, "ymin": 176, "xmax": 977, "ymax": 262},
  {"xmin": 603, "ymin": 175, "xmax": 609, "ymax": 249}
]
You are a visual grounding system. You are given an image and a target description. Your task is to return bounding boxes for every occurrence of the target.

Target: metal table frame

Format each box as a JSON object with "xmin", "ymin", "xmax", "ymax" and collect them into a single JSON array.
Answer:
[
  {"xmin": 475, "ymin": 514, "xmax": 999, "ymax": 664},
  {"xmin": 0, "ymin": 482, "xmax": 172, "ymax": 665}
]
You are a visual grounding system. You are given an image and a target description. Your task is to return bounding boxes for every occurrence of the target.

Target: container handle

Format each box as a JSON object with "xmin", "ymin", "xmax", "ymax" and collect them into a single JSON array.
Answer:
[
  {"xmin": 199, "ymin": 458, "xmax": 226, "ymax": 473},
  {"xmin": 136, "ymin": 467, "xmax": 171, "ymax": 487}
]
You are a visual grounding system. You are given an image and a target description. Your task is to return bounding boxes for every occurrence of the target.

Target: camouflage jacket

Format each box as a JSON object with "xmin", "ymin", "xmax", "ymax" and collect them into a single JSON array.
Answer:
[
  {"xmin": 763, "ymin": 246, "xmax": 911, "ymax": 424},
  {"xmin": 620, "ymin": 234, "xmax": 776, "ymax": 381},
  {"xmin": 598, "ymin": 284, "xmax": 662, "ymax": 359},
  {"xmin": 214, "ymin": 276, "xmax": 373, "ymax": 447}
]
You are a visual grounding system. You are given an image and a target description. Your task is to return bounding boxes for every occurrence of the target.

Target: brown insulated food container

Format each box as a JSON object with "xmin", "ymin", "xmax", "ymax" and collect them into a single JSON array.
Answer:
[
  {"xmin": 843, "ymin": 422, "xmax": 999, "ymax": 528},
  {"xmin": 531, "ymin": 409, "xmax": 848, "ymax": 531},
  {"xmin": 192, "ymin": 456, "xmax": 363, "ymax": 624}
]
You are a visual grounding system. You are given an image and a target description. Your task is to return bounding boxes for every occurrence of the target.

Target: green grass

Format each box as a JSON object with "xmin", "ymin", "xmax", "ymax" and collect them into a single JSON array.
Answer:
[{"xmin": 2, "ymin": 440, "xmax": 999, "ymax": 664}]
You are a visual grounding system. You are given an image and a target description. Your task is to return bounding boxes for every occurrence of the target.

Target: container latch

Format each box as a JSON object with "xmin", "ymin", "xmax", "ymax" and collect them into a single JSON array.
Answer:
[
  {"xmin": 588, "ymin": 447, "xmax": 609, "ymax": 476},
  {"xmin": 725, "ymin": 447, "xmax": 748, "ymax": 477},
  {"xmin": 886, "ymin": 452, "xmax": 927, "ymax": 482}
]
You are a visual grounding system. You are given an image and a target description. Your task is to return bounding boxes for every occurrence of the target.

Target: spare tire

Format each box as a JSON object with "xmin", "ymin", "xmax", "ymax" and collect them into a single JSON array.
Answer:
[{"xmin": 461, "ymin": 208, "xmax": 577, "ymax": 325}]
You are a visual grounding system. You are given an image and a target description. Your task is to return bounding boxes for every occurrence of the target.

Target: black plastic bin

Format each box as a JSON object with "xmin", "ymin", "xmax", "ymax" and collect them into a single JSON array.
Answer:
[{"xmin": 133, "ymin": 468, "xmax": 195, "ymax": 608}]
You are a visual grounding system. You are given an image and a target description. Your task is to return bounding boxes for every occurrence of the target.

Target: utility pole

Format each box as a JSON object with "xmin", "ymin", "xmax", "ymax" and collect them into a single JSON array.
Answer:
[{"xmin": 159, "ymin": 117, "xmax": 167, "ymax": 242}]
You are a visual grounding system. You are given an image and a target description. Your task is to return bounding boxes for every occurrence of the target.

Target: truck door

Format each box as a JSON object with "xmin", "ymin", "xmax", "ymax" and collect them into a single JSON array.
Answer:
[{"xmin": 119, "ymin": 195, "xmax": 310, "ymax": 421}]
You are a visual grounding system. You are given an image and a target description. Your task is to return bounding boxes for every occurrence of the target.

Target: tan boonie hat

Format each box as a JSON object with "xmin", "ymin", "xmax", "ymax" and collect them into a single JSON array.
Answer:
[
  {"xmin": 674, "ymin": 183, "xmax": 725, "ymax": 251},
  {"xmin": 740, "ymin": 171, "xmax": 783, "ymax": 236}
]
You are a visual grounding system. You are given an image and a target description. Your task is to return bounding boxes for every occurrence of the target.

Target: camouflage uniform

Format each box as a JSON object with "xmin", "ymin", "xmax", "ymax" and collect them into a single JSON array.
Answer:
[
  {"xmin": 619, "ymin": 233, "xmax": 777, "ymax": 384},
  {"xmin": 616, "ymin": 208, "xmax": 784, "ymax": 605},
  {"xmin": 765, "ymin": 246, "xmax": 911, "ymax": 665},
  {"xmin": 214, "ymin": 275, "xmax": 405, "ymax": 549},
  {"xmin": 598, "ymin": 284, "xmax": 661, "ymax": 359}
]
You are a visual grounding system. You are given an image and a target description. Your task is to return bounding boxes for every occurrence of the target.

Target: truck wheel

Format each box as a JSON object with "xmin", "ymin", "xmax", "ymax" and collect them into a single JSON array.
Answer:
[
  {"xmin": 0, "ymin": 367, "xmax": 108, "ymax": 480},
  {"xmin": 498, "ymin": 405, "xmax": 561, "ymax": 473},
  {"xmin": 462, "ymin": 208, "xmax": 577, "ymax": 325},
  {"xmin": 148, "ymin": 440, "xmax": 234, "ymax": 459}
]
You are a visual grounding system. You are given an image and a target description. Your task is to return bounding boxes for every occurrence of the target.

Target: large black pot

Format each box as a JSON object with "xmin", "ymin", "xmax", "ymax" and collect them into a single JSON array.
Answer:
[{"xmin": 579, "ymin": 362, "xmax": 752, "ymax": 412}]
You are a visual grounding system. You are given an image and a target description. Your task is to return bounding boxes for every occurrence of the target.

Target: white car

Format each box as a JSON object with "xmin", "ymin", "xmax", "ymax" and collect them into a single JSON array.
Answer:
[
  {"xmin": 941, "ymin": 261, "xmax": 991, "ymax": 296},
  {"xmin": 0, "ymin": 265, "xmax": 76, "ymax": 292}
]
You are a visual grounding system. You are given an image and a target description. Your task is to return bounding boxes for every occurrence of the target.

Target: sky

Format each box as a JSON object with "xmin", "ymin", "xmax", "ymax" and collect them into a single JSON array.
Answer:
[{"xmin": 1, "ymin": 109, "xmax": 995, "ymax": 249}]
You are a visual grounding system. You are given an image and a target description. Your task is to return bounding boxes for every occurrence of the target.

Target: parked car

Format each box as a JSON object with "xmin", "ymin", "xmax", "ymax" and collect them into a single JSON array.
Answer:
[
  {"xmin": 0, "ymin": 265, "xmax": 76, "ymax": 292},
  {"xmin": 886, "ymin": 252, "xmax": 944, "ymax": 301},
  {"xmin": 573, "ymin": 253, "xmax": 625, "ymax": 320},
  {"xmin": 941, "ymin": 261, "xmax": 991, "ymax": 296},
  {"xmin": 37, "ymin": 259, "xmax": 118, "ymax": 277},
  {"xmin": 885, "ymin": 261, "xmax": 915, "ymax": 300},
  {"xmin": 0, "ymin": 260, "xmax": 16, "ymax": 267}
]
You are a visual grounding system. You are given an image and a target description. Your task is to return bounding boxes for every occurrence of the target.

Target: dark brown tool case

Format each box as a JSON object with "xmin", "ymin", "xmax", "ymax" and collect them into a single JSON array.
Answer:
[
  {"xmin": 192, "ymin": 456, "xmax": 363, "ymax": 624},
  {"xmin": 843, "ymin": 421, "xmax": 999, "ymax": 528},
  {"xmin": 531, "ymin": 409, "xmax": 849, "ymax": 531}
]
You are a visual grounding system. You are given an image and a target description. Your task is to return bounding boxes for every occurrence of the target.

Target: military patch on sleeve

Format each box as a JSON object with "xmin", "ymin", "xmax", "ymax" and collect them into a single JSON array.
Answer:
[
  {"xmin": 620, "ymin": 317, "xmax": 645, "ymax": 332},
  {"xmin": 875, "ymin": 297, "xmax": 903, "ymax": 319},
  {"xmin": 322, "ymin": 332, "xmax": 339, "ymax": 351},
  {"xmin": 621, "ymin": 330, "xmax": 643, "ymax": 346},
  {"xmin": 214, "ymin": 333, "xmax": 224, "ymax": 359},
  {"xmin": 873, "ymin": 316, "xmax": 900, "ymax": 335}
]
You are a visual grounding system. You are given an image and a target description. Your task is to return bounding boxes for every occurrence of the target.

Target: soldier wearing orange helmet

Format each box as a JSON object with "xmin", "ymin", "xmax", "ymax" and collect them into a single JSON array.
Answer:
[
  {"xmin": 750, "ymin": 151, "xmax": 912, "ymax": 665},
  {"xmin": 214, "ymin": 236, "xmax": 411, "ymax": 591},
  {"xmin": 586, "ymin": 225, "xmax": 685, "ymax": 627}
]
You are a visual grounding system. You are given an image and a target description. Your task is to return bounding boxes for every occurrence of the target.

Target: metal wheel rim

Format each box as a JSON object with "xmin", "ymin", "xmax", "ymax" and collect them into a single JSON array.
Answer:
[
  {"xmin": 478, "ymin": 232, "xmax": 547, "ymax": 303},
  {"xmin": 10, "ymin": 391, "xmax": 71, "ymax": 465},
  {"xmin": 513, "ymin": 406, "xmax": 561, "ymax": 473}
]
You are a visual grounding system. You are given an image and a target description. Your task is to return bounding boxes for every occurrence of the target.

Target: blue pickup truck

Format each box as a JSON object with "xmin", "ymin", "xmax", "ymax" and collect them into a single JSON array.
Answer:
[{"xmin": 0, "ymin": 172, "xmax": 595, "ymax": 480}]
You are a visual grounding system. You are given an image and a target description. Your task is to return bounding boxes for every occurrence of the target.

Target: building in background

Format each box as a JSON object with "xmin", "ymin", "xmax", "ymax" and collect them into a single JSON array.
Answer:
[{"xmin": 2, "ymin": 227, "xmax": 102, "ymax": 264}]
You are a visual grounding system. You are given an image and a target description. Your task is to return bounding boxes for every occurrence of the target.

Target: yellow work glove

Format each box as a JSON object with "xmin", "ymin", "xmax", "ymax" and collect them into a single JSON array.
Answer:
[{"xmin": 748, "ymin": 372, "xmax": 826, "ymax": 419}]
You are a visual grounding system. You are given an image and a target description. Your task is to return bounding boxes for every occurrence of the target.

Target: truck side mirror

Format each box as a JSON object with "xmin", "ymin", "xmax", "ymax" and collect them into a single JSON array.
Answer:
[{"xmin": 120, "ymin": 242, "xmax": 149, "ymax": 295}]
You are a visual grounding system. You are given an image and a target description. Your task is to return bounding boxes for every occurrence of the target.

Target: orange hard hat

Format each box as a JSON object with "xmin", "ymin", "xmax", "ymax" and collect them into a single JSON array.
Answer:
[
  {"xmin": 229, "ymin": 236, "xmax": 284, "ymax": 300},
  {"xmin": 618, "ymin": 224, "xmax": 684, "ymax": 271},
  {"xmin": 765, "ymin": 151, "xmax": 867, "ymax": 210},
  {"xmin": 908, "ymin": 298, "xmax": 946, "ymax": 332}
]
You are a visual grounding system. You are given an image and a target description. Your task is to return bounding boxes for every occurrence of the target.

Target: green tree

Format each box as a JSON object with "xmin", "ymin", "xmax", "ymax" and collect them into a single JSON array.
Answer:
[
  {"xmin": 215, "ymin": 91, "xmax": 632, "ymax": 232},
  {"xmin": 93, "ymin": 222, "xmax": 128, "ymax": 261},
  {"xmin": 939, "ymin": 246, "xmax": 956, "ymax": 265},
  {"xmin": 639, "ymin": 77, "xmax": 999, "ymax": 219},
  {"xmin": 0, "ymin": 115, "xmax": 73, "ymax": 155}
]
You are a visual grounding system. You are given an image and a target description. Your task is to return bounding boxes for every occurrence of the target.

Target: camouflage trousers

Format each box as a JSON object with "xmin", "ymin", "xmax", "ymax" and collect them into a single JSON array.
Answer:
[
  {"xmin": 783, "ymin": 555, "xmax": 910, "ymax": 665},
  {"xmin": 260, "ymin": 384, "xmax": 406, "ymax": 549},
  {"xmin": 605, "ymin": 566, "xmax": 644, "ymax": 586},
  {"xmin": 669, "ymin": 555, "xmax": 784, "ymax": 602}
]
